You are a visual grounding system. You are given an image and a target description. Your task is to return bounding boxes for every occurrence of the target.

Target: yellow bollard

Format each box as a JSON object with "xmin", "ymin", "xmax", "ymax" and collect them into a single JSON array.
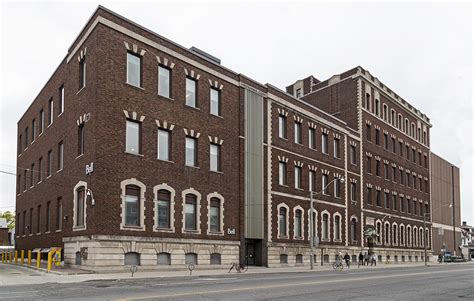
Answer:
[
  {"xmin": 10, "ymin": 251, "xmax": 13, "ymax": 263},
  {"xmin": 14, "ymin": 250, "xmax": 18, "ymax": 264},
  {"xmin": 1, "ymin": 251, "xmax": 4, "ymax": 263},
  {"xmin": 47, "ymin": 251, "xmax": 52, "ymax": 272},
  {"xmin": 28, "ymin": 250, "xmax": 32, "ymax": 266},
  {"xmin": 20, "ymin": 250, "xmax": 24, "ymax": 265},
  {"xmin": 36, "ymin": 251, "xmax": 41, "ymax": 269}
]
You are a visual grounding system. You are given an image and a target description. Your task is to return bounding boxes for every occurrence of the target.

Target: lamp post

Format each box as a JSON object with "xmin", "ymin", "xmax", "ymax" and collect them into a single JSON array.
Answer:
[{"xmin": 309, "ymin": 176, "xmax": 345, "ymax": 270}]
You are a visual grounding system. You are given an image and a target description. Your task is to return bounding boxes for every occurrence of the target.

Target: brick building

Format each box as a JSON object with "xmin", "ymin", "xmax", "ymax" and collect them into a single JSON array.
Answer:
[{"xmin": 15, "ymin": 6, "xmax": 456, "ymax": 270}]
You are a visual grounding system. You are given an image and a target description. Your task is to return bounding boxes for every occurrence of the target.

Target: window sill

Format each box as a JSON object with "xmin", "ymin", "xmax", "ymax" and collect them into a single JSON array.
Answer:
[
  {"xmin": 36, "ymin": 233, "xmax": 41, "ymax": 236},
  {"xmin": 125, "ymin": 152, "xmax": 144, "ymax": 157},
  {"xmin": 334, "ymin": 239, "xmax": 343, "ymax": 243},
  {"xmin": 279, "ymin": 184, "xmax": 289, "ymax": 188},
  {"xmin": 154, "ymin": 227, "xmax": 174, "ymax": 232},
  {"xmin": 185, "ymin": 165, "xmax": 200, "ymax": 169},
  {"xmin": 47, "ymin": 123, "xmax": 53, "ymax": 129},
  {"xmin": 57, "ymin": 169, "xmax": 63, "ymax": 174},
  {"xmin": 208, "ymin": 231, "xmax": 224, "ymax": 236},
  {"xmin": 183, "ymin": 229, "xmax": 200, "ymax": 234},
  {"xmin": 210, "ymin": 113, "xmax": 223, "ymax": 119},
  {"xmin": 58, "ymin": 112, "xmax": 64, "ymax": 118},
  {"xmin": 278, "ymin": 236, "xmax": 289, "ymax": 239},
  {"xmin": 125, "ymin": 82, "xmax": 144, "ymax": 90},
  {"xmin": 295, "ymin": 187, "xmax": 304, "ymax": 191},
  {"xmin": 279, "ymin": 137, "xmax": 288, "ymax": 141},
  {"xmin": 322, "ymin": 152, "xmax": 329, "ymax": 156},
  {"xmin": 157, "ymin": 94, "xmax": 174, "ymax": 101},
  {"xmin": 75, "ymin": 154, "xmax": 84, "ymax": 159},
  {"xmin": 185, "ymin": 105, "xmax": 200, "ymax": 111},
  {"xmin": 76, "ymin": 86, "xmax": 86, "ymax": 95},
  {"xmin": 210, "ymin": 170, "xmax": 223, "ymax": 175},
  {"xmin": 157, "ymin": 158, "xmax": 174, "ymax": 164},
  {"xmin": 46, "ymin": 175, "xmax": 52, "ymax": 179},
  {"xmin": 73, "ymin": 226, "xmax": 86, "ymax": 231},
  {"xmin": 55, "ymin": 230, "xmax": 62, "ymax": 233},
  {"xmin": 28, "ymin": 234, "xmax": 33, "ymax": 237},
  {"xmin": 45, "ymin": 231, "xmax": 51, "ymax": 234},
  {"xmin": 294, "ymin": 142, "xmax": 303, "ymax": 146}
]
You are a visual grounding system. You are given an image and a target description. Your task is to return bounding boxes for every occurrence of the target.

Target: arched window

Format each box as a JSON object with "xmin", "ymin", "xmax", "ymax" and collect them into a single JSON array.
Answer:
[
  {"xmin": 334, "ymin": 214, "xmax": 341, "ymax": 241},
  {"xmin": 185, "ymin": 253, "xmax": 198, "ymax": 265},
  {"xmin": 75, "ymin": 186, "xmax": 85, "ymax": 228},
  {"xmin": 391, "ymin": 109, "xmax": 396, "ymax": 126},
  {"xmin": 384, "ymin": 223, "xmax": 390, "ymax": 245},
  {"xmin": 425, "ymin": 228, "xmax": 430, "ymax": 248},
  {"xmin": 209, "ymin": 197, "xmax": 221, "ymax": 233},
  {"xmin": 210, "ymin": 253, "xmax": 221, "ymax": 265},
  {"xmin": 308, "ymin": 209, "xmax": 318, "ymax": 240},
  {"xmin": 398, "ymin": 114, "xmax": 402, "ymax": 130},
  {"xmin": 376, "ymin": 221, "xmax": 382, "ymax": 244},
  {"xmin": 185, "ymin": 194, "xmax": 197, "ymax": 231},
  {"xmin": 393, "ymin": 224, "xmax": 398, "ymax": 245},
  {"xmin": 400, "ymin": 225, "xmax": 405, "ymax": 246},
  {"xmin": 350, "ymin": 217, "xmax": 357, "ymax": 242},
  {"xmin": 278, "ymin": 206, "xmax": 288, "ymax": 237},
  {"xmin": 413, "ymin": 228, "xmax": 418, "ymax": 247},
  {"xmin": 124, "ymin": 252, "xmax": 140, "ymax": 266},
  {"xmin": 407, "ymin": 226, "xmax": 412, "ymax": 246},
  {"xmin": 405, "ymin": 119, "xmax": 409, "ymax": 133},
  {"xmin": 419, "ymin": 228, "xmax": 424, "ymax": 247},
  {"xmin": 157, "ymin": 190, "xmax": 171, "ymax": 229},
  {"xmin": 157, "ymin": 252, "xmax": 171, "ymax": 265},
  {"xmin": 125, "ymin": 185, "xmax": 141, "ymax": 226},
  {"xmin": 322, "ymin": 213, "xmax": 329, "ymax": 240},
  {"xmin": 294, "ymin": 209, "xmax": 302, "ymax": 238}
]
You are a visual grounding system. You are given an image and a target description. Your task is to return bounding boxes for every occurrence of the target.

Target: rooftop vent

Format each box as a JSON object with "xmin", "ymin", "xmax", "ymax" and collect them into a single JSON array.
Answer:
[{"xmin": 189, "ymin": 46, "xmax": 221, "ymax": 65}]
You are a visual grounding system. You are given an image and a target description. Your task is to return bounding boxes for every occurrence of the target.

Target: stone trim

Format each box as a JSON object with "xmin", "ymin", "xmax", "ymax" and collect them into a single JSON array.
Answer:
[
  {"xmin": 349, "ymin": 141, "xmax": 357, "ymax": 146},
  {"xmin": 183, "ymin": 128, "xmax": 200, "ymax": 138},
  {"xmin": 123, "ymin": 110, "xmax": 145, "ymax": 122},
  {"xmin": 277, "ymin": 155, "xmax": 289, "ymax": 163},
  {"xmin": 320, "ymin": 210, "xmax": 331, "ymax": 242},
  {"xmin": 307, "ymin": 208, "xmax": 318, "ymax": 239},
  {"xmin": 308, "ymin": 165, "xmax": 317, "ymax": 171},
  {"xmin": 184, "ymin": 68, "xmax": 201, "ymax": 80},
  {"xmin": 333, "ymin": 212, "xmax": 342, "ymax": 242},
  {"xmin": 321, "ymin": 169, "xmax": 330, "ymax": 175},
  {"xmin": 277, "ymin": 203, "xmax": 290, "ymax": 239},
  {"xmin": 155, "ymin": 120, "xmax": 175, "ymax": 131},
  {"xmin": 208, "ymin": 136, "xmax": 224, "ymax": 145},
  {"xmin": 76, "ymin": 113, "xmax": 91, "ymax": 126},
  {"xmin": 156, "ymin": 56, "xmax": 175, "ymax": 69},
  {"xmin": 124, "ymin": 41, "xmax": 146, "ymax": 56},
  {"xmin": 181, "ymin": 188, "xmax": 202, "ymax": 234},
  {"xmin": 349, "ymin": 178, "xmax": 357, "ymax": 183},
  {"xmin": 307, "ymin": 122, "xmax": 317, "ymax": 129},
  {"xmin": 293, "ymin": 205, "xmax": 305, "ymax": 240},
  {"xmin": 277, "ymin": 108, "xmax": 289, "ymax": 116},
  {"xmin": 294, "ymin": 161, "xmax": 304, "ymax": 167},
  {"xmin": 206, "ymin": 192, "xmax": 225, "ymax": 236},
  {"xmin": 72, "ymin": 180, "xmax": 88, "ymax": 231},
  {"xmin": 153, "ymin": 183, "xmax": 176, "ymax": 233},
  {"xmin": 208, "ymin": 79, "xmax": 224, "ymax": 90},
  {"xmin": 293, "ymin": 115, "xmax": 303, "ymax": 123},
  {"xmin": 77, "ymin": 47, "xmax": 87, "ymax": 62},
  {"xmin": 321, "ymin": 128, "xmax": 330, "ymax": 134},
  {"xmin": 120, "ymin": 178, "xmax": 146, "ymax": 231}
]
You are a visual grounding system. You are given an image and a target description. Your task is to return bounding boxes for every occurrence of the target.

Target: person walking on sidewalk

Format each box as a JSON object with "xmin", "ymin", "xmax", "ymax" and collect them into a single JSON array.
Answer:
[
  {"xmin": 371, "ymin": 253, "xmax": 377, "ymax": 266},
  {"xmin": 358, "ymin": 252, "xmax": 364, "ymax": 267},
  {"xmin": 343, "ymin": 253, "xmax": 351, "ymax": 268},
  {"xmin": 364, "ymin": 252, "xmax": 369, "ymax": 266}
]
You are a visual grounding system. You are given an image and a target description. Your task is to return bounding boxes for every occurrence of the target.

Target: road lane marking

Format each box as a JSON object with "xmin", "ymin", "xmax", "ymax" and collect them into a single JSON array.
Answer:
[{"xmin": 117, "ymin": 268, "xmax": 474, "ymax": 300}]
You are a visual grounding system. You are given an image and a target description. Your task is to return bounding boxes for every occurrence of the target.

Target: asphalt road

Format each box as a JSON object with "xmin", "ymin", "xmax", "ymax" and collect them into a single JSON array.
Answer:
[{"xmin": 0, "ymin": 263, "xmax": 473, "ymax": 300}]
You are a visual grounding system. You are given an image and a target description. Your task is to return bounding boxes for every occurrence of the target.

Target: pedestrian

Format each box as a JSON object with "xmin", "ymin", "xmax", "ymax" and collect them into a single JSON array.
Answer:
[
  {"xmin": 344, "ymin": 253, "xmax": 351, "ymax": 268},
  {"xmin": 364, "ymin": 252, "xmax": 369, "ymax": 266},
  {"xmin": 358, "ymin": 252, "xmax": 364, "ymax": 267},
  {"xmin": 438, "ymin": 254, "xmax": 443, "ymax": 264},
  {"xmin": 372, "ymin": 253, "xmax": 377, "ymax": 266}
]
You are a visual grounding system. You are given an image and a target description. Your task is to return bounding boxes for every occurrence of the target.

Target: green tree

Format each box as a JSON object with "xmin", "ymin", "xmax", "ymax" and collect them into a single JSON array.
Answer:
[{"xmin": 0, "ymin": 211, "xmax": 15, "ymax": 231}]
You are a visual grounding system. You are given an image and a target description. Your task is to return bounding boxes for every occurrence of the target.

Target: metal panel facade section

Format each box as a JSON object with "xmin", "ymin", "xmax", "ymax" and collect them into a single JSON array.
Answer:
[{"xmin": 244, "ymin": 89, "xmax": 264, "ymax": 239}]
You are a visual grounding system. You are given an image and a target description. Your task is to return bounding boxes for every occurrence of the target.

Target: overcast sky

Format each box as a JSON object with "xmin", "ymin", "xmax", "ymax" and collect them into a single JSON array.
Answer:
[{"xmin": 1, "ymin": 1, "xmax": 472, "ymax": 223}]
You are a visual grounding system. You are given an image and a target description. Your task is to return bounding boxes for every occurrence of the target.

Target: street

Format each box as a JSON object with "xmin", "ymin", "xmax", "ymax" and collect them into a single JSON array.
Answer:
[{"xmin": 0, "ymin": 263, "xmax": 473, "ymax": 300}]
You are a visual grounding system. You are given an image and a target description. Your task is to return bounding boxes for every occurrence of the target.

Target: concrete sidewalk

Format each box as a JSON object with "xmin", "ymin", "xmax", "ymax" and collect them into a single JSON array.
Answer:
[{"xmin": 4, "ymin": 261, "xmax": 469, "ymax": 286}]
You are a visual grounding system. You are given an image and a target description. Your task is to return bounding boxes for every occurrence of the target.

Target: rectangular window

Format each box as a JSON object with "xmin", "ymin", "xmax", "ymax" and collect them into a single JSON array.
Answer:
[
  {"xmin": 400, "ymin": 170, "xmax": 404, "ymax": 185},
  {"xmin": 413, "ymin": 201, "xmax": 417, "ymax": 215},
  {"xmin": 350, "ymin": 145, "xmax": 356, "ymax": 164},
  {"xmin": 48, "ymin": 98, "xmax": 53, "ymax": 125},
  {"xmin": 185, "ymin": 195, "xmax": 197, "ymax": 230},
  {"xmin": 46, "ymin": 201, "xmax": 51, "ymax": 232},
  {"xmin": 384, "ymin": 133, "xmax": 388, "ymax": 149},
  {"xmin": 157, "ymin": 129, "xmax": 170, "ymax": 161},
  {"xmin": 18, "ymin": 134, "xmax": 22, "ymax": 155},
  {"xmin": 294, "ymin": 122, "xmax": 302, "ymax": 144},
  {"xmin": 39, "ymin": 109, "xmax": 44, "ymax": 134},
  {"xmin": 322, "ymin": 133, "xmax": 328, "ymax": 154},
  {"xmin": 79, "ymin": 59, "xmax": 86, "ymax": 89},
  {"xmin": 22, "ymin": 211, "xmax": 26, "ymax": 235},
  {"xmin": 126, "ymin": 53, "xmax": 141, "ymax": 87},
  {"xmin": 392, "ymin": 138, "xmax": 396, "ymax": 153},
  {"xmin": 384, "ymin": 164, "xmax": 389, "ymax": 180},
  {"xmin": 30, "ymin": 163, "xmax": 34, "ymax": 187},
  {"xmin": 295, "ymin": 166, "xmax": 302, "ymax": 189},
  {"xmin": 185, "ymin": 137, "xmax": 197, "ymax": 167},
  {"xmin": 185, "ymin": 78, "xmax": 197, "ymax": 108},
  {"xmin": 412, "ymin": 149, "xmax": 416, "ymax": 163},
  {"xmin": 418, "ymin": 153, "xmax": 422, "ymax": 166},
  {"xmin": 376, "ymin": 190, "xmax": 381, "ymax": 206},
  {"xmin": 308, "ymin": 128, "xmax": 315, "ymax": 149},
  {"xmin": 31, "ymin": 119, "xmax": 36, "ymax": 142},
  {"xmin": 309, "ymin": 170, "xmax": 316, "ymax": 192},
  {"xmin": 210, "ymin": 88, "xmax": 220, "ymax": 116},
  {"xmin": 279, "ymin": 162, "xmax": 287, "ymax": 185},
  {"xmin": 406, "ymin": 146, "xmax": 410, "ymax": 160},
  {"xmin": 393, "ymin": 195, "xmax": 397, "ymax": 210},
  {"xmin": 407, "ymin": 172, "xmax": 411, "ymax": 187},
  {"xmin": 384, "ymin": 192, "xmax": 389, "ymax": 208},
  {"xmin": 210, "ymin": 143, "xmax": 221, "ymax": 172},
  {"xmin": 17, "ymin": 174, "xmax": 21, "ymax": 194},
  {"xmin": 400, "ymin": 197, "xmax": 405, "ymax": 212},
  {"xmin": 59, "ymin": 85, "xmax": 64, "ymax": 115},
  {"xmin": 47, "ymin": 150, "xmax": 52, "ymax": 177},
  {"xmin": 125, "ymin": 186, "xmax": 140, "ymax": 226},
  {"xmin": 392, "ymin": 166, "xmax": 397, "ymax": 182},
  {"xmin": 375, "ymin": 129, "xmax": 380, "ymax": 145},
  {"xmin": 57, "ymin": 141, "xmax": 64, "ymax": 171},
  {"xmin": 366, "ymin": 187, "xmax": 372, "ymax": 205},
  {"xmin": 425, "ymin": 180, "xmax": 429, "ymax": 193},
  {"xmin": 38, "ymin": 157, "xmax": 43, "ymax": 183},
  {"xmin": 351, "ymin": 182, "xmax": 356, "ymax": 202},
  {"xmin": 158, "ymin": 66, "xmax": 171, "ymax": 98},
  {"xmin": 322, "ymin": 174, "xmax": 329, "ymax": 195},
  {"xmin": 424, "ymin": 155, "xmax": 428, "ymax": 168},
  {"xmin": 333, "ymin": 138, "xmax": 340, "ymax": 158},
  {"xmin": 76, "ymin": 188, "xmax": 85, "ymax": 227},
  {"xmin": 157, "ymin": 190, "xmax": 170, "ymax": 228},
  {"xmin": 366, "ymin": 156, "xmax": 372, "ymax": 174},
  {"xmin": 126, "ymin": 120, "xmax": 141, "ymax": 155},
  {"xmin": 399, "ymin": 141, "xmax": 403, "ymax": 156},
  {"xmin": 334, "ymin": 177, "xmax": 340, "ymax": 198},
  {"xmin": 23, "ymin": 169, "xmax": 27, "ymax": 191},
  {"xmin": 407, "ymin": 199, "xmax": 411, "ymax": 213},
  {"xmin": 376, "ymin": 160, "xmax": 380, "ymax": 176},
  {"xmin": 278, "ymin": 115, "xmax": 287, "ymax": 139},
  {"xmin": 24, "ymin": 127, "xmax": 28, "ymax": 148},
  {"xmin": 29, "ymin": 208, "xmax": 33, "ymax": 235},
  {"xmin": 36, "ymin": 205, "xmax": 41, "ymax": 234},
  {"xmin": 366, "ymin": 124, "xmax": 371, "ymax": 141},
  {"xmin": 425, "ymin": 204, "xmax": 429, "ymax": 216},
  {"xmin": 210, "ymin": 199, "xmax": 220, "ymax": 233},
  {"xmin": 56, "ymin": 198, "xmax": 62, "ymax": 231},
  {"xmin": 78, "ymin": 124, "xmax": 84, "ymax": 156}
]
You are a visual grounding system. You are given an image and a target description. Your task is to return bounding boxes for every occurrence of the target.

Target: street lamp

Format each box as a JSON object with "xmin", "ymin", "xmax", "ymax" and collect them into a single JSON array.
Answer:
[{"xmin": 309, "ymin": 176, "xmax": 345, "ymax": 270}]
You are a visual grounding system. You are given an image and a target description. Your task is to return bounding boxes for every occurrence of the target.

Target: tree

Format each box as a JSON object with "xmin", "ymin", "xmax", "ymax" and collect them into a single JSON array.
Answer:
[{"xmin": 0, "ymin": 211, "xmax": 15, "ymax": 231}]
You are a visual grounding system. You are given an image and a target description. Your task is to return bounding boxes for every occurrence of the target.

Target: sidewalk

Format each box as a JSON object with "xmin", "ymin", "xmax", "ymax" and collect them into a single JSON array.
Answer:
[{"xmin": 4, "ymin": 261, "xmax": 470, "ymax": 286}]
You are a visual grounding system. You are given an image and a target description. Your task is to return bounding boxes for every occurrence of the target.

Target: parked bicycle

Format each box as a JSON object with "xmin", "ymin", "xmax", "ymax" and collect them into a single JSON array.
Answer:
[
  {"xmin": 228, "ymin": 262, "xmax": 248, "ymax": 273},
  {"xmin": 332, "ymin": 260, "xmax": 344, "ymax": 270}
]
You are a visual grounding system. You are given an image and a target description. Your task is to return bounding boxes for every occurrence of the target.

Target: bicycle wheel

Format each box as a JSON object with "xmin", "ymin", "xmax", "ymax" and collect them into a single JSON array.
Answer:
[
  {"xmin": 240, "ymin": 264, "xmax": 248, "ymax": 273},
  {"xmin": 332, "ymin": 262, "xmax": 338, "ymax": 269}
]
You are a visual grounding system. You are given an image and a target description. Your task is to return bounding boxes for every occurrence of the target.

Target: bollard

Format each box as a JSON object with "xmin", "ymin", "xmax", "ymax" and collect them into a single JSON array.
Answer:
[
  {"xmin": 47, "ymin": 251, "xmax": 52, "ymax": 272},
  {"xmin": 14, "ymin": 251, "xmax": 18, "ymax": 264},
  {"xmin": 36, "ymin": 251, "xmax": 41, "ymax": 269},
  {"xmin": 28, "ymin": 250, "xmax": 32, "ymax": 266},
  {"xmin": 1, "ymin": 251, "xmax": 4, "ymax": 263},
  {"xmin": 20, "ymin": 250, "xmax": 24, "ymax": 265},
  {"xmin": 10, "ymin": 251, "xmax": 13, "ymax": 263}
]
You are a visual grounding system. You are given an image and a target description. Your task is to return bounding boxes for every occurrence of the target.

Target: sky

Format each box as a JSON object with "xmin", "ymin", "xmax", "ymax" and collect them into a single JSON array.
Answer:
[{"xmin": 0, "ymin": 1, "xmax": 472, "ymax": 223}]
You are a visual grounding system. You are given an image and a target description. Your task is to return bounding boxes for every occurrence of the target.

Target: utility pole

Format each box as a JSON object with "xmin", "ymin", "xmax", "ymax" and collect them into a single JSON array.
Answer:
[
  {"xmin": 423, "ymin": 213, "xmax": 428, "ymax": 267},
  {"xmin": 309, "ymin": 191, "xmax": 314, "ymax": 270}
]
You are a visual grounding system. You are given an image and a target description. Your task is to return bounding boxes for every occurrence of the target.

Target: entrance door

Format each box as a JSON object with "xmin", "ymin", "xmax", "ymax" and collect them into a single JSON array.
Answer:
[{"xmin": 246, "ymin": 242, "xmax": 255, "ymax": 265}]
